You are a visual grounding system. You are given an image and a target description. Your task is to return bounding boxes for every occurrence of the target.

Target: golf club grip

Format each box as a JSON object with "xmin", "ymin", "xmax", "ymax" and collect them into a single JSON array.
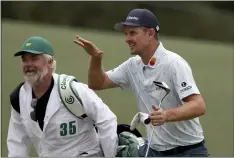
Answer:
[{"xmin": 144, "ymin": 117, "xmax": 151, "ymax": 124}]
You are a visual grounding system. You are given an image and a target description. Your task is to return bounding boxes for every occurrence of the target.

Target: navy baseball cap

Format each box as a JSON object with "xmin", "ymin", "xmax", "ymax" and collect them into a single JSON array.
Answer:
[{"xmin": 114, "ymin": 8, "xmax": 160, "ymax": 32}]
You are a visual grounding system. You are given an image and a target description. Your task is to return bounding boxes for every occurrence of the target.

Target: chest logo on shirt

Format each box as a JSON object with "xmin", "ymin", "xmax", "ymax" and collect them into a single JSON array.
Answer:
[
  {"xmin": 149, "ymin": 57, "xmax": 156, "ymax": 66},
  {"xmin": 58, "ymin": 120, "xmax": 78, "ymax": 137}
]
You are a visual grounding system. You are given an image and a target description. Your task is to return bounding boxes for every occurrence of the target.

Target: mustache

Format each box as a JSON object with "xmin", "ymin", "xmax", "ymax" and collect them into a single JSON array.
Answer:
[{"xmin": 24, "ymin": 67, "xmax": 37, "ymax": 73}]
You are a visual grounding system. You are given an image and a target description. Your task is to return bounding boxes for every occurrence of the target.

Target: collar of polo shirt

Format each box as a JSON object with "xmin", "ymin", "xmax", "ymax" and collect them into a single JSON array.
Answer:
[{"xmin": 140, "ymin": 42, "xmax": 165, "ymax": 69}]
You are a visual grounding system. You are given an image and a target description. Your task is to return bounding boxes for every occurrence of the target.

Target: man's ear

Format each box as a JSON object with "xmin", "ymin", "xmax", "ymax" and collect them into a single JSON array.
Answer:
[
  {"xmin": 48, "ymin": 58, "xmax": 53, "ymax": 68},
  {"xmin": 149, "ymin": 28, "xmax": 156, "ymax": 38}
]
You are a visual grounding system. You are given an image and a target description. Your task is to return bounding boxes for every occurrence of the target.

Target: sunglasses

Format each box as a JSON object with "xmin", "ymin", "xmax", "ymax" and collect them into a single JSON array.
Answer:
[{"xmin": 30, "ymin": 98, "xmax": 38, "ymax": 121}]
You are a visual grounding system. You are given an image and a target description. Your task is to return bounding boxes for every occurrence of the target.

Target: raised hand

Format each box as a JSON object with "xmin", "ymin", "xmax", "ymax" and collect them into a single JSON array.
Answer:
[{"xmin": 73, "ymin": 35, "xmax": 104, "ymax": 57}]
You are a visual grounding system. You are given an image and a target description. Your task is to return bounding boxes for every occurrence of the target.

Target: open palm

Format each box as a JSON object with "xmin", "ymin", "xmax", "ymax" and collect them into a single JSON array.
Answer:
[{"xmin": 73, "ymin": 35, "xmax": 103, "ymax": 57}]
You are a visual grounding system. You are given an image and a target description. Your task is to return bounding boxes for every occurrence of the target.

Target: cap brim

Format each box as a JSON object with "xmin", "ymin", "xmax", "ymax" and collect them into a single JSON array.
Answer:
[
  {"xmin": 114, "ymin": 22, "xmax": 142, "ymax": 31},
  {"xmin": 14, "ymin": 50, "xmax": 44, "ymax": 57}
]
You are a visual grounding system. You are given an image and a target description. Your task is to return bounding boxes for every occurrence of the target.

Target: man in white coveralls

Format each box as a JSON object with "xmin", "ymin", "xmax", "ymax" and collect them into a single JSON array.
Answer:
[{"xmin": 7, "ymin": 36, "xmax": 118, "ymax": 157}]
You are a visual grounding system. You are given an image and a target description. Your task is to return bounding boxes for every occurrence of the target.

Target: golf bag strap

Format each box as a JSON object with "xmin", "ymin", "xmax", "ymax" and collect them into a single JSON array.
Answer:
[
  {"xmin": 58, "ymin": 74, "xmax": 87, "ymax": 119},
  {"xmin": 10, "ymin": 82, "xmax": 25, "ymax": 114}
]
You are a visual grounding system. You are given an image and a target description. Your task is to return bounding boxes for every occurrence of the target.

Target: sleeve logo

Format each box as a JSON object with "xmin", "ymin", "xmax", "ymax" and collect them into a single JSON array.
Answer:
[{"xmin": 181, "ymin": 82, "xmax": 187, "ymax": 87}]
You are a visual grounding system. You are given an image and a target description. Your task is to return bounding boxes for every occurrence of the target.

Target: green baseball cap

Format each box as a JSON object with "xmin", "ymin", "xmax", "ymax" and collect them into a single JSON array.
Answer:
[{"xmin": 14, "ymin": 36, "xmax": 54, "ymax": 57}]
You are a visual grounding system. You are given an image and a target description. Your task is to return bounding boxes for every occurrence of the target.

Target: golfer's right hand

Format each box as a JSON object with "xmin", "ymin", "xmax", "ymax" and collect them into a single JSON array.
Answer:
[
  {"xmin": 149, "ymin": 105, "xmax": 166, "ymax": 126},
  {"xmin": 73, "ymin": 35, "xmax": 104, "ymax": 57}
]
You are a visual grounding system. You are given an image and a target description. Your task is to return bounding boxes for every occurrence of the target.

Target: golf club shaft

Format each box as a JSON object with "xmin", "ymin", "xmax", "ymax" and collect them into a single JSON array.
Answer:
[
  {"xmin": 145, "ymin": 127, "xmax": 155, "ymax": 157},
  {"xmin": 144, "ymin": 81, "xmax": 170, "ymax": 157},
  {"xmin": 144, "ymin": 101, "xmax": 163, "ymax": 157}
]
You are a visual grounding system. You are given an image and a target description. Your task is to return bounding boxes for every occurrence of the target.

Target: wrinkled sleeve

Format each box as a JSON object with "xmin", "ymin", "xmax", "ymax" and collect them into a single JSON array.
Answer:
[
  {"xmin": 7, "ymin": 107, "xmax": 31, "ymax": 157},
  {"xmin": 72, "ymin": 82, "xmax": 118, "ymax": 157},
  {"xmin": 170, "ymin": 59, "xmax": 200, "ymax": 100},
  {"xmin": 106, "ymin": 59, "xmax": 130, "ymax": 90}
]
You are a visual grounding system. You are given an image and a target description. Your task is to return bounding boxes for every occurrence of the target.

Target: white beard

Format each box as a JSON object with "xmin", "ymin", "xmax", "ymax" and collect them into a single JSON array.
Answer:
[{"xmin": 24, "ymin": 67, "xmax": 48, "ymax": 86}]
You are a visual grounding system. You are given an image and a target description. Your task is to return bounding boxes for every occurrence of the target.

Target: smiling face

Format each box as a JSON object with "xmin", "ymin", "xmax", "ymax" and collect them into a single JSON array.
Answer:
[
  {"xmin": 21, "ymin": 53, "xmax": 52, "ymax": 85},
  {"xmin": 124, "ymin": 26, "xmax": 156, "ymax": 56}
]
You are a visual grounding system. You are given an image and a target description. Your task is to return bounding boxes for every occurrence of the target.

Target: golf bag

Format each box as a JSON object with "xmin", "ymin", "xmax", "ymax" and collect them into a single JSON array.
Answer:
[{"xmin": 117, "ymin": 124, "xmax": 148, "ymax": 157}]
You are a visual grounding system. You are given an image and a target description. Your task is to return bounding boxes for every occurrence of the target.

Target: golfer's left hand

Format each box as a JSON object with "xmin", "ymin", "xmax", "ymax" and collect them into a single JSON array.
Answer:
[{"xmin": 149, "ymin": 105, "xmax": 167, "ymax": 126}]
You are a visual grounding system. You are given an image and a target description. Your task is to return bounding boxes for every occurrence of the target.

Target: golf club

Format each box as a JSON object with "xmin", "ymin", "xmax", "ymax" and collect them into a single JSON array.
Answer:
[
  {"xmin": 130, "ymin": 112, "xmax": 149, "ymax": 131},
  {"xmin": 144, "ymin": 81, "xmax": 170, "ymax": 125},
  {"xmin": 145, "ymin": 81, "xmax": 170, "ymax": 157}
]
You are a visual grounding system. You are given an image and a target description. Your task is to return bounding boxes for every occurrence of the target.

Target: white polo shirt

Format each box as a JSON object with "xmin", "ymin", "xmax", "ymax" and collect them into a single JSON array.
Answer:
[{"xmin": 106, "ymin": 42, "xmax": 204, "ymax": 151}]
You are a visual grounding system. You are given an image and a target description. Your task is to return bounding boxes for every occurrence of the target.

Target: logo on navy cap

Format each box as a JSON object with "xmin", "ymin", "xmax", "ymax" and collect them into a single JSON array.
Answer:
[{"xmin": 126, "ymin": 16, "xmax": 139, "ymax": 21}]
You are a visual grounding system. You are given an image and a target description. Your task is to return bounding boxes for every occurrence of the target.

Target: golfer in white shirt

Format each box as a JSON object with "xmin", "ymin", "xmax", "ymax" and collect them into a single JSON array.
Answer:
[{"xmin": 73, "ymin": 8, "xmax": 209, "ymax": 157}]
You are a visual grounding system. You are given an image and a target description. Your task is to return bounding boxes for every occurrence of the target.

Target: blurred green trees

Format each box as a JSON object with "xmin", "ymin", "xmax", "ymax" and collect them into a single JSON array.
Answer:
[{"xmin": 2, "ymin": 1, "xmax": 233, "ymax": 43}]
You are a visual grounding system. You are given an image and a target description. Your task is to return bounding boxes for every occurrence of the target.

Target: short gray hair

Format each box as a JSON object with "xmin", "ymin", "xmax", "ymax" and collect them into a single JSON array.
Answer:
[{"xmin": 43, "ymin": 54, "xmax": 56, "ymax": 73}]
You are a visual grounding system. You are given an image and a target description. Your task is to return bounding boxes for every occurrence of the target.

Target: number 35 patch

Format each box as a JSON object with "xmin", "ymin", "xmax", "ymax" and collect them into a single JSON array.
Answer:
[{"xmin": 57, "ymin": 120, "xmax": 78, "ymax": 138}]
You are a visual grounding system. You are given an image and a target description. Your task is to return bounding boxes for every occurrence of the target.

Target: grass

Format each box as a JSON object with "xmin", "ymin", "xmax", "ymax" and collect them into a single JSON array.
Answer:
[{"xmin": 1, "ymin": 19, "xmax": 233, "ymax": 156}]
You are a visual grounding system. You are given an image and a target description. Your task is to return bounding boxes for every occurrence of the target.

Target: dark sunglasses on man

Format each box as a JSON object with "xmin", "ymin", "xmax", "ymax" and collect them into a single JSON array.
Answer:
[{"xmin": 30, "ymin": 98, "xmax": 38, "ymax": 121}]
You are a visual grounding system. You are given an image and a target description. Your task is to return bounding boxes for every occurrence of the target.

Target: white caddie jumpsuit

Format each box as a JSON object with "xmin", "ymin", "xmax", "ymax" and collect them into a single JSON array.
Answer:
[{"xmin": 7, "ymin": 73, "xmax": 118, "ymax": 157}]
